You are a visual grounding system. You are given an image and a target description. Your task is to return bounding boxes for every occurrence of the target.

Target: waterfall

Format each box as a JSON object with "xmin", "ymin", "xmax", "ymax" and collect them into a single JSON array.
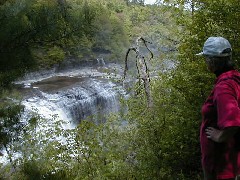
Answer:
[
  {"xmin": 22, "ymin": 78, "xmax": 123, "ymax": 127},
  {"xmin": 18, "ymin": 63, "xmax": 125, "ymax": 127},
  {"xmin": 0, "ymin": 63, "xmax": 125, "ymax": 165},
  {"xmin": 97, "ymin": 57, "xmax": 105, "ymax": 66}
]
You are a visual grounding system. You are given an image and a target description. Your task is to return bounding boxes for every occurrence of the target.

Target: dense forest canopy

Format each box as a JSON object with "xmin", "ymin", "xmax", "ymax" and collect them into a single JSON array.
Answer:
[
  {"xmin": 1, "ymin": 0, "xmax": 240, "ymax": 179},
  {"xmin": 0, "ymin": 0, "xmax": 129, "ymax": 87}
]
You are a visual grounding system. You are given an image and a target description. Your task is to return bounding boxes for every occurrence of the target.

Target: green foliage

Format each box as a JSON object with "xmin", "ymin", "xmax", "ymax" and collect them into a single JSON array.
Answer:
[
  {"xmin": 31, "ymin": 46, "xmax": 65, "ymax": 69},
  {"xmin": 46, "ymin": 46, "xmax": 65, "ymax": 66},
  {"xmin": 179, "ymin": 0, "xmax": 240, "ymax": 66},
  {"xmin": 122, "ymin": 73, "xmax": 203, "ymax": 179},
  {"xmin": 92, "ymin": 11, "xmax": 129, "ymax": 62},
  {"xmin": 0, "ymin": 0, "xmax": 67, "ymax": 86},
  {"xmin": 3, "ymin": 1, "xmax": 240, "ymax": 179},
  {"xmin": 155, "ymin": 0, "xmax": 240, "ymax": 178},
  {"xmin": 73, "ymin": 35, "xmax": 93, "ymax": 58},
  {"xmin": 1, "ymin": 3, "xmax": 200, "ymax": 179},
  {"xmin": 1, "ymin": 114, "xmax": 138, "ymax": 179},
  {"xmin": 0, "ymin": 91, "xmax": 24, "ymax": 169},
  {"xmin": 0, "ymin": 99, "xmax": 24, "ymax": 148},
  {"xmin": 105, "ymin": 0, "xmax": 126, "ymax": 13},
  {"xmin": 0, "ymin": 0, "xmax": 132, "ymax": 87}
]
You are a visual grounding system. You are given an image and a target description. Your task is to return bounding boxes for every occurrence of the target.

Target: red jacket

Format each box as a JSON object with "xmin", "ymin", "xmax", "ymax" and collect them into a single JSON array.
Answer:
[{"xmin": 201, "ymin": 70, "xmax": 240, "ymax": 179}]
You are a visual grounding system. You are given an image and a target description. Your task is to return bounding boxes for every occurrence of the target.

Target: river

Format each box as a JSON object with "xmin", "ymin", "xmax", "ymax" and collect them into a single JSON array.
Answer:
[{"xmin": 15, "ymin": 62, "xmax": 127, "ymax": 127}]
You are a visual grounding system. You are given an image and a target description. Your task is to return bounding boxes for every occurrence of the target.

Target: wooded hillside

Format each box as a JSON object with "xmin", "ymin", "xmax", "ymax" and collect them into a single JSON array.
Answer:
[{"xmin": 1, "ymin": 0, "xmax": 240, "ymax": 179}]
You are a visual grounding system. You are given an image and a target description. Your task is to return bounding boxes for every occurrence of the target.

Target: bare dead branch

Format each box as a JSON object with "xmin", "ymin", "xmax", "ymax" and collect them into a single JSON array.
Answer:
[
  {"xmin": 124, "ymin": 47, "xmax": 137, "ymax": 79},
  {"xmin": 123, "ymin": 37, "xmax": 154, "ymax": 108},
  {"xmin": 139, "ymin": 37, "xmax": 154, "ymax": 59}
]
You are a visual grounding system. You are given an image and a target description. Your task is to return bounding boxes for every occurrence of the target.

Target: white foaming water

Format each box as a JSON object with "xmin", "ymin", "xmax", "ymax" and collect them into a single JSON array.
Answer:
[
  {"xmin": 17, "ymin": 64, "xmax": 125, "ymax": 125},
  {"xmin": 0, "ymin": 93, "xmax": 75, "ymax": 165},
  {"xmin": 33, "ymin": 78, "xmax": 122, "ymax": 125},
  {"xmin": 23, "ymin": 95, "xmax": 75, "ymax": 130},
  {"xmin": 0, "ymin": 64, "xmax": 126, "ymax": 166}
]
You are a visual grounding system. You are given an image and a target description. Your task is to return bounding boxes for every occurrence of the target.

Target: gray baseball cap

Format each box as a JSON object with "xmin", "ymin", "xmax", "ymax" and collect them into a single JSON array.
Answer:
[{"xmin": 196, "ymin": 37, "xmax": 232, "ymax": 57}]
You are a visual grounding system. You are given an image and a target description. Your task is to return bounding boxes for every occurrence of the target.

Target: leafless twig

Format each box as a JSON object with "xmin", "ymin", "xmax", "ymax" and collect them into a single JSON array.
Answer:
[{"xmin": 124, "ymin": 37, "xmax": 153, "ymax": 108}]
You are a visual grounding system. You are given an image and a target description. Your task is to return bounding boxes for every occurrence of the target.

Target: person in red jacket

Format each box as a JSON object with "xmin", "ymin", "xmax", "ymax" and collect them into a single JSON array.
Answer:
[{"xmin": 197, "ymin": 37, "xmax": 240, "ymax": 180}]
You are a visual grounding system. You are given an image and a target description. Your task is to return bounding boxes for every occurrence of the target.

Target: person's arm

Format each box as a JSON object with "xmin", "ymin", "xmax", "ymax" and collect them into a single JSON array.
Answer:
[{"xmin": 205, "ymin": 126, "xmax": 239, "ymax": 143}]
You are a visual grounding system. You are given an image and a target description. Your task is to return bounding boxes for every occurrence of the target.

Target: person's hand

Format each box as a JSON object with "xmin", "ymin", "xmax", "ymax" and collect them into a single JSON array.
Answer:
[
  {"xmin": 206, "ymin": 126, "xmax": 239, "ymax": 143},
  {"xmin": 205, "ymin": 127, "xmax": 223, "ymax": 143},
  {"xmin": 236, "ymin": 175, "xmax": 240, "ymax": 180}
]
